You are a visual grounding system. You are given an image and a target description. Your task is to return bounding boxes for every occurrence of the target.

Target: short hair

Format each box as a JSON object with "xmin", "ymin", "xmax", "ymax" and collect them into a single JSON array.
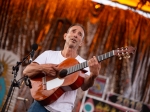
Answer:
[{"xmin": 67, "ymin": 23, "xmax": 86, "ymax": 38}]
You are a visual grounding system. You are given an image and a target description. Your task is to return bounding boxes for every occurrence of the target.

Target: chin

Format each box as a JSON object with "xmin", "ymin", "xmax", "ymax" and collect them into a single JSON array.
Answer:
[{"xmin": 69, "ymin": 45, "xmax": 74, "ymax": 48}]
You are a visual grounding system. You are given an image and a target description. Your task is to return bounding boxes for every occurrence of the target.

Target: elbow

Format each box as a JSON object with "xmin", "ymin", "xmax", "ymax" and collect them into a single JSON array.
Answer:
[
  {"xmin": 23, "ymin": 68, "xmax": 29, "ymax": 77},
  {"xmin": 81, "ymin": 88, "xmax": 88, "ymax": 91},
  {"xmin": 23, "ymin": 66, "xmax": 33, "ymax": 78},
  {"xmin": 81, "ymin": 85, "xmax": 92, "ymax": 91},
  {"xmin": 81, "ymin": 87, "xmax": 86, "ymax": 91},
  {"xmin": 23, "ymin": 70, "xmax": 33, "ymax": 78}
]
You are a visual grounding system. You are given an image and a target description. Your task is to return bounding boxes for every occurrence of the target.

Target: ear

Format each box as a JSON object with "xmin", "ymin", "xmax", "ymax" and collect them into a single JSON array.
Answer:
[{"xmin": 64, "ymin": 33, "xmax": 67, "ymax": 40}]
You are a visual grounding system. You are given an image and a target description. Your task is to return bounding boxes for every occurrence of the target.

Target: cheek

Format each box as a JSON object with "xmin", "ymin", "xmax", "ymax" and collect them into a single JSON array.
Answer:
[
  {"xmin": 64, "ymin": 35, "xmax": 69, "ymax": 40},
  {"xmin": 79, "ymin": 38, "xmax": 83, "ymax": 42},
  {"xmin": 78, "ymin": 39, "xmax": 82, "ymax": 45}
]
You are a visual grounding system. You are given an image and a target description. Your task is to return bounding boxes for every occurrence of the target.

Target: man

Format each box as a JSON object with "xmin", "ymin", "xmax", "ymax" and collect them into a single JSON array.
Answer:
[{"xmin": 23, "ymin": 23, "xmax": 101, "ymax": 112}]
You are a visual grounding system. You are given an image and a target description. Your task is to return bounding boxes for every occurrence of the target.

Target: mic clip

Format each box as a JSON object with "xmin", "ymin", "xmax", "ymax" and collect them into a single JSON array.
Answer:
[
  {"xmin": 29, "ymin": 50, "xmax": 34, "ymax": 64},
  {"xmin": 24, "ymin": 76, "xmax": 32, "ymax": 88}
]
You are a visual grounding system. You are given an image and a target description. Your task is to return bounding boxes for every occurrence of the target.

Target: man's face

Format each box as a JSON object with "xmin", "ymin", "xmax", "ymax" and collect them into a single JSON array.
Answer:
[{"xmin": 64, "ymin": 25, "xmax": 84, "ymax": 48}]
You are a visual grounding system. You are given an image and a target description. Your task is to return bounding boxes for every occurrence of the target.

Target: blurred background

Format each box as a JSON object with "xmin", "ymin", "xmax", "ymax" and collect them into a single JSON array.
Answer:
[{"xmin": 0, "ymin": 0, "xmax": 150, "ymax": 111}]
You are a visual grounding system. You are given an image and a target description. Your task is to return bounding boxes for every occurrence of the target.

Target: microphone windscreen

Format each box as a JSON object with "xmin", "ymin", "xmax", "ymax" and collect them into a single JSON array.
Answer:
[{"xmin": 32, "ymin": 43, "xmax": 38, "ymax": 51}]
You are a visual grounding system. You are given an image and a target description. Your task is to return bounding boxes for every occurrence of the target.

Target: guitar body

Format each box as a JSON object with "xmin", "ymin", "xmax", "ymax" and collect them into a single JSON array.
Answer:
[{"xmin": 30, "ymin": 58, "xmax": 85, "ymax": 105}]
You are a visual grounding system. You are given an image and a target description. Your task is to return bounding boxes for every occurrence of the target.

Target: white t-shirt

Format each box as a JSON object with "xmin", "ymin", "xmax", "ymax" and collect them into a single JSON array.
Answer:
[{"xmin": 34, "ymin": 50, "xmax": 90, "ymax": 112}]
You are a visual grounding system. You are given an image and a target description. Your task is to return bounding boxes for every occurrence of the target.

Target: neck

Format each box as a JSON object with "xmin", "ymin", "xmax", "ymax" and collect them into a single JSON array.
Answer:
[{"xmin": 61, "ymin": 45, "xmax": 78, "ymax": 58}]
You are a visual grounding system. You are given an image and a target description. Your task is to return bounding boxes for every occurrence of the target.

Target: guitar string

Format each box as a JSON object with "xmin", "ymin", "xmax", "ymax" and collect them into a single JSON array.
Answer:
[{"xmin": 67, "ymin": 51, "xmax": 114, "ymax": 75}]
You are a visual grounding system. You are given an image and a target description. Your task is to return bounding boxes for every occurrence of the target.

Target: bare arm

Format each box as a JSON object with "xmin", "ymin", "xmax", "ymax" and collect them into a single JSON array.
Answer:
[
  {"xmin": 23, "ymin": 62, "xmax": 58, "ymax": 78},
  {"xmin": 81, "ymin": 56, "xmax": 101, "ymax": 91}
]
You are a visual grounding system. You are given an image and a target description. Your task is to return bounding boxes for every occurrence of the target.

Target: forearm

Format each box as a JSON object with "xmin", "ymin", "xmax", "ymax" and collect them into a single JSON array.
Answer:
[
  {"xmin": 81, "ymin": 74, "xmax": 97, "ymax": 91},
  {"xmin": 81, "ymin": 56, "xmax": 101, "ymax": 91},
  {"xmin": 23, "ymin": 62, "xmax": 43, "ymax": 78},
  {"xmin": 23, "ymin": 62, "xmax": 58, "ymax": 78}
]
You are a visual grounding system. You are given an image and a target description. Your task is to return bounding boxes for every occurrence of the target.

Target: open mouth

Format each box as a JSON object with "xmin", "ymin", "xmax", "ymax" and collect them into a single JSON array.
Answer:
[{"xmin": 71, "ymin": 39, "xmax": 77, "ymax": 43}]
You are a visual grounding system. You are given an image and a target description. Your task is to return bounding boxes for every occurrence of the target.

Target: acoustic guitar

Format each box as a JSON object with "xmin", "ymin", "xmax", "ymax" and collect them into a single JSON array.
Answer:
[{"xmin": 30, "ymin": 46, "xmax": 135, "ymax": 105}]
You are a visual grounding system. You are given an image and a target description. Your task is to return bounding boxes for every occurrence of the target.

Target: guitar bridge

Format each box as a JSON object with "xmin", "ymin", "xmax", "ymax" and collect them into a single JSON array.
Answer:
[{"xmin": 42, "ymin": 76, "xmax": 47, "ymax": 90}]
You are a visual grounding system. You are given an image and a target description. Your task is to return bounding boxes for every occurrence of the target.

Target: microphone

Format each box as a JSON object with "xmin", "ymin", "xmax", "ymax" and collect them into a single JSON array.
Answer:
[
  {"xmin": 29, "ymin": 43, "xmax": 38, "ymax": 63},
  {"xmin": 59, "ymin": 69, "xmax": 68, "ymax": 78},
  {"xmin": 31, "ymin": 43, "xmax": 38, "ymax": 51},
  {"xmin": 17, "ymin": 97, "xmax": 28, "ymax": 102}
]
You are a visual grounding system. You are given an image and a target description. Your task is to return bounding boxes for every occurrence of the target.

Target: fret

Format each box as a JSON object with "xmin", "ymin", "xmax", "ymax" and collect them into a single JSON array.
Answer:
[
  {"xmin": 113, "ymin": 50, "xmax": 115, "ymax": 55},
  {"xmin": 73, "ymin": 66, "xmax": 75, "ymax": 72},
  {"xmin": 106, "ymin": 52, "xmax": 109, "ymax": 58},
  {"xmin": 97, "ymin": 55, "xmax": 99, "ymax": 61},
  {"xmin": 66, "ymin": 68, "xmax": 69, "ymax": 74},
  {"xmin": 68, "ymin": 68, "xmax": 71, "ymax": 74},
  {"xmin": 72, "ymin": 65, "xmax": 75, "ymax": 73},
  {"xmin": 75, "ymin": 64, "xmax": 77, "ymax": 71},
  {"xmin": 73, "ymin": 66, "xmax": 75, "ymax": 73},
  {"xmin": 70, "ymin": 67, "xmax": 72, "ymax": 74},
  {"xmin": 75, "ymin": 65, "xmax": 77, "ymax": 72},
  {"xmin": 67, "ymin": 68, "xmax": 70, "ymax": 74},
  {"xmin": 75, "ymin": 65, "xmax": 78, "ymax": 71},
  {"xmin": 102, "ymin": 55, "xmax": 103, "ymax": 60},
  {"xmin": 81, "ymin": 62, "xmax": 84, "ymax": 69},
  {"xmin": 99, "ymin": 55, "xmax": 100, "ymax": 61},
  {"xmin": 77, "ymin": 64, "xmax": 79, "ymax": 71},
  {"xmin": 83, "ymin": 62, "xmax": 88, "ymax": 68},
  {"xmin": 79, "ymin": 64, "xmax": 81, "ymax": 69},
  {"xmin": 81, "ymin": 63, "xmax": 83, "ymax": 68},
  {"xmin": 72, "ymin": 66, "xmax": 74, "ymax": 73}
]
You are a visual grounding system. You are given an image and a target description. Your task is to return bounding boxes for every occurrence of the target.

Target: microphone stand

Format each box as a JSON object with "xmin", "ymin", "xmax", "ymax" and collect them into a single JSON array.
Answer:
[{"xmin": 1, "ymin": 51, "xmax": 34, "ymax": 112}]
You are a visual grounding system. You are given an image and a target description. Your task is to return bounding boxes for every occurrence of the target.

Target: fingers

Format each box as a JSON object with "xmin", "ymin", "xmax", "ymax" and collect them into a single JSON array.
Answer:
[
  {"xmin": 88, "ymin": 56, "xmax": 101, "ymax": 77},
  {"xmin": 48, "ymin": 64, "xmax": 58, "ymax": 70},
  {"xmin": 52, "ymin": 66, "xmax": 59, "ymax": 71},
  {"xmin": 49, "ymin": 66, "xmax": 59, "ymax": 76},
  {"xmin": 93, "ymin": 56, "xmax": 99, "ymax": 64},
  {"xmin": 88, "ymin": 56, "xmax": 99, "ymax": 66},
  {"xmin": 42, "ymin": 64, "xmax": 58, "ymax": 77},
  {"xmin": 51, "ymin": 64, "xmax": 58, "ymax": 67}
]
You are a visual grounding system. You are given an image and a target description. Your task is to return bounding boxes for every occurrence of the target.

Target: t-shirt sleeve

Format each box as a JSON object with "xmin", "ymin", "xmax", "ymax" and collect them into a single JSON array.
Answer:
[{"xmin": 33, "ymin": 51, "xmax": 49, "ymax": 64}]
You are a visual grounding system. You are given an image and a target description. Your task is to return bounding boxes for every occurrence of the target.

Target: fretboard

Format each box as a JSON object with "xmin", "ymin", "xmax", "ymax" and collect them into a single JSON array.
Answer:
[{"xmin": 67, "ymin": 50, "xmax": 115, "ymax": 75}]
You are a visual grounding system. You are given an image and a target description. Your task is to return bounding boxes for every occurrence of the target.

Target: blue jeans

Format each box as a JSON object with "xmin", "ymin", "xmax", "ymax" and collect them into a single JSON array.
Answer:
[{"xmin": 28, "ymin": 100, "xmax": 50, "ymax": 112}]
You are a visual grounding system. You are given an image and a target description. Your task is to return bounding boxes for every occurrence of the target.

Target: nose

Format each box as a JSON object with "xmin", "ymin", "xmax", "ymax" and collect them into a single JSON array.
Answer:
[{"xmin": 73, "ymin": 32, "xmax": 78, "ymax": 38}]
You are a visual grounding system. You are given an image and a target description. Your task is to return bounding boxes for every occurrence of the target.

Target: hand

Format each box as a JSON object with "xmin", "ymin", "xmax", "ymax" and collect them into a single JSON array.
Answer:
[
  {"xmin": 88, "ymin": 56, "xmax": 101, "ymax": 78},
  {"xmin": 41, "ymin": 64, "xmax": 59, "ymax": 77}
]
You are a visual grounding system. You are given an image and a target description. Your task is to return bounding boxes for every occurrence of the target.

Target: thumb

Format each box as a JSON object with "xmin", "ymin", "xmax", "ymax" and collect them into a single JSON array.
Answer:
[{"xmin": 52, "ymin": 66, "xmax": 59, "ymax": 72}]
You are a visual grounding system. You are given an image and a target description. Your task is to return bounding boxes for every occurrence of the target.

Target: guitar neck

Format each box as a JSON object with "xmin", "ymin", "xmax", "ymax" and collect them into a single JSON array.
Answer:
[{"xmin": 67, "ymin": 50, "xmax": 115, "ymax": 75}]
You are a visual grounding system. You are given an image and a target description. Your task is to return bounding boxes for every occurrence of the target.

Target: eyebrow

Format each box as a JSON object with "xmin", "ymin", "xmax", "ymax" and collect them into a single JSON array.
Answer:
[{"xmin": 71, "ymin": 29, "xmax": 83, "ymax": 37}]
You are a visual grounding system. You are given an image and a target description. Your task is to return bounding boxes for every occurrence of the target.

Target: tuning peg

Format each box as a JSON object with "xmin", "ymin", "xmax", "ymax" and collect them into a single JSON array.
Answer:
[
  {"xmin": 123, "ymin": 55, "xmax": 127, "ymax": 59},
  {"xmin": 127, "ymin": 55, "xmax": 130, "ymax": 58},
  {"xmin": 117, "ymin": 53, "xmax": 122, "ymax": 60},
  {"xmin": 119, "ymin": 57, "xmax": 122, "ymax": 60},
  {"xmin": 123, "ymin": 52, "xmax": 127, "ymax": 58},
  {"xmin": 125, "ymin": 52, "xmax": 130, "ymax": 58},
  {"xmin": 117, "ymin": 48, "xmax": 120, "ymax": 53}
]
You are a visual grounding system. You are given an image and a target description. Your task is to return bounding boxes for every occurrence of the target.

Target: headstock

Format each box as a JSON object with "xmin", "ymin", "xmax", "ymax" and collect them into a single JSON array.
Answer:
[{"xmin": 114, "ymin": 46, "xmax": 136, "ymax": 60}]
